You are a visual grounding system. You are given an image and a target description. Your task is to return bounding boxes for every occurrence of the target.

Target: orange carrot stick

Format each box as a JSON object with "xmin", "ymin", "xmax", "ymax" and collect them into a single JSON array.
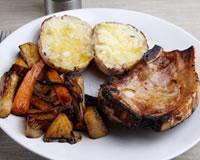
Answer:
[
  {"xmin": 47, "ymin": 69, "xmax": 72, "ymax": 106},
  {"xmin": 12, "ymin": 60, "xmax": 45, "ymax": 115}
]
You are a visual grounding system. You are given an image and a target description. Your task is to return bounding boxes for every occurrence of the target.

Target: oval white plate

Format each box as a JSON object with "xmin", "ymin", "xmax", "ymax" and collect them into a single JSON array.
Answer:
[{"xmin": 0, "ymin": 8, "xmax": 200, "ymax": 160}]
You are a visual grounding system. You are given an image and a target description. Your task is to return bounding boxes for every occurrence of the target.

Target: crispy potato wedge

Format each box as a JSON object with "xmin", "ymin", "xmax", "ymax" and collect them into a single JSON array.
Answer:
[
  {"xmin": 19, "ymin": 42, "xmax": 40, "ymax": 68},
  {"xmin": 15, "ymin": 55, "xmax": 29, "ymax": 68},
  {"xmin": 44, "ymin": 113, "xmax": 76, "ymax": 143},
  {"xmin": 12, "ymin": 60, "xmax": 45, "ymax": 115},
  {"xmin": 47, "ymin": 69, "xmax": 72, "ymax": 106},
  {"xmin": 84, "ymin": 106, "xmax": 108, "ymax": 139},
  {"xmin": 0, "ymin": 71, "xmax": 19, "ymax": 118}
]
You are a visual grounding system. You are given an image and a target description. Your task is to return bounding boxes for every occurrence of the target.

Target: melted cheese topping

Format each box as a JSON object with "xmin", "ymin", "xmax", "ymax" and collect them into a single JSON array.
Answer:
[
  {"xmin": 40, "ymin": 16, "xmax": 93, "ymax": 71},
  {"xmin": 94, "ymin": 22, "xmax": 148, "ymax": 68}
]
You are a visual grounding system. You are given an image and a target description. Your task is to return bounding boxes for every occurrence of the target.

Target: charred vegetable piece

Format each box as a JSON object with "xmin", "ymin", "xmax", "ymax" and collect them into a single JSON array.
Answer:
[
  {"xmin": 44, "ymin": 113, "xmax": 76, "ymax": 143},
  {"xmin": 25, "ymin": 117, "xmax": 45, "ymax": 138},
  {"xmin": 85, "ymin": 94, "xmax": 98, "ymax": 106},
  {"xmin": 27, "ymin": 108, "xmax": 44, "ymax": 114},
  {"xmin": 67, "ymin": 75, "xmax": 86, "ymax": 130},
  {"xmin": 84, "ymin": 106, "xmax": 108, "ymax": 139},
  {"xmin": 33, "ymin": 82, "xmax": 52, "ymax": 95},
  {"xmin": 12, "ymin": 60, "xmax": 45, "ymax": 115},
  {"xmin": 14, "ymin": 55, "xmax": 29, "ymax": 68},
  {"xmin": 10, "ymin": 64, "xmax": 29, "ymax": 77},
  {"xmin": 31, "ymin": 96, "xmax": 53, "ymax": 111},
  {"xmin": 0, "ymin": 71, "xmax": 19, "ymax": 118},
  {"xmin": 33, "ymin": 82, "xmax": 59, "ymax": 105},
  {"xmin": 47, "ymin": 69, "xmax": 72, "ymax": 106},
  {"xmin": 19, "ymin": 42, "xmax": 40, "ymax": 68},
  {"xmin": 28, "ymin": 112, "xmax": 57, "ymax": 121}
]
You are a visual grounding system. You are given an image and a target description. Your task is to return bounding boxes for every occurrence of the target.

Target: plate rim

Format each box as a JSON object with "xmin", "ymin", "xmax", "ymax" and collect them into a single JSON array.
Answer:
[{"xmin": 0, "ymin": 8, "xmax": 200, "ymax": 160}]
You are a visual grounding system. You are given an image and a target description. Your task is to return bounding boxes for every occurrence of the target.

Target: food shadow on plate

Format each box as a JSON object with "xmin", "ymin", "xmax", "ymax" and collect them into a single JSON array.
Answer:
[
  {"xmin": 83, "ymin": 61, "xmax": 107, "ymax": 96},
  {"xmin": 106, "ymin": 121, "xmax": 185, "ymax": 145}
]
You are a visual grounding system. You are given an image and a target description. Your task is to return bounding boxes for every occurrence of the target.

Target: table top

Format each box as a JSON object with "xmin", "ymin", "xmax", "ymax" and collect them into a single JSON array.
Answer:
[{"xmin": 0, "ymin": 0, "xmax": 199, "ymax": 159}]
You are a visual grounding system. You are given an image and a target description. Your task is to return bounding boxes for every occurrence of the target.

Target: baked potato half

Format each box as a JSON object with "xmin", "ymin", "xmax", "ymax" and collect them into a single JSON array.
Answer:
[
  {"xmin": 93, "ymin": 22, "xmax": 148, "ymax": 75},
  {"xmin": 38, "ymin": 15, "xmax": 94, "ymax": 73}
]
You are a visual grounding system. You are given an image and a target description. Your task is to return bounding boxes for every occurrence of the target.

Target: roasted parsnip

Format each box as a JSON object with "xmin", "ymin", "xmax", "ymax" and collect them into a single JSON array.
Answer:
[
  {"xmin": 0, "ymin": 71, "xmax": 19, "ymax": 118},
  {"xmin": 19, "ymin": 42, "xmax": 40, "ymax": 68},
  {"xmin": 84, "ymin": 106, "xmax": 108, "ymax": 139}
]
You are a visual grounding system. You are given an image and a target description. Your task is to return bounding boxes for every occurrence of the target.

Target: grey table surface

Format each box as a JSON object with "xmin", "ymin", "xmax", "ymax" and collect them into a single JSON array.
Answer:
[{"xmin": 0, "ymin": 0, "xmax": 199, "ymax": 160}]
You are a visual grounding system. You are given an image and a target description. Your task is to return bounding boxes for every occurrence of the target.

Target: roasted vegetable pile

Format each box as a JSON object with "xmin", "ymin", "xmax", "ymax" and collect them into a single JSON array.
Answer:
[{"xmin": 0, "ymin": 42, "xmax": 108, "ymax": 144}]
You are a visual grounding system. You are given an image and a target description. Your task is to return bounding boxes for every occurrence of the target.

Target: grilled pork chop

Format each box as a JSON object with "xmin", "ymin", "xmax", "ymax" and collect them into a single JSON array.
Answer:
[{"xmin": 99, "ymin": 45, "xmax": 199, "ymax": 131}]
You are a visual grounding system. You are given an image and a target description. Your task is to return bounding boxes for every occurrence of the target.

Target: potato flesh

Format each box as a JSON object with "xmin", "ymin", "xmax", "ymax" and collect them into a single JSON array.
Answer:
[
  {"xmin": 94, "ymin": 22, "xmax": 148, "ymax": 69},
  {"xmin": 39, "ymin": 16, "xmax": 94, "ymax": 71}
]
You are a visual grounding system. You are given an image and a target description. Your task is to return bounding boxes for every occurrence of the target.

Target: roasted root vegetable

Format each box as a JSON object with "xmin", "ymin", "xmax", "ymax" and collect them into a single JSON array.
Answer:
[
  {"xmin": 10, "ymin": 64, "xmax": 28, "ymax": 77},
  {"xmin": 84, "ymin": 106, "xmax": 108, "ymax": 139},
  {"xmin": 12, "ymin": 60, "xmax": 45, "ymax": 115},
  {"xmin": 25, "ymin": 117, "xmax": 45, "ymax": 138},
  {"xmin": 31, "ymin": 96, "xmax": 52, "ymax": 111},
  {"xmin": 0, "ymin": 71, "xmax": 19, "ymax": 118},
  {"xmin": 67, "ymin": 75, "xmax": 86, "ymax": 130},
  {"xmin": 9, "ymin": 55, "xmax": 29, "ymax": 77},
  {"xmin": 28, "ymin": 112, "xmax": 57, "ymax": 121},
  {"xmin": 33, "ymin": 82, "xmax": 59, "ymax": 105},
  {"xmin": 19, "ymin": 42, "xmax": 40, "ymax": 68},
  {"xmin": 14, "ymin": 55, "xmax": 29, "ymax": 68},
  {"xmin": 47, "ymin": 69, "xmax": 72, "ymax": 106},
  {"xmin": 44, "ymin": 113, "xmax": 76, "ymax": 143}
]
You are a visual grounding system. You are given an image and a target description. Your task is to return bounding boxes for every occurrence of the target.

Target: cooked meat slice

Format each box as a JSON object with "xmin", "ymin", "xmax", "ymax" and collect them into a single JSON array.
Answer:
[{"xmin": 99, "ymin": 45, "xmax": 199, "ymax": 131}]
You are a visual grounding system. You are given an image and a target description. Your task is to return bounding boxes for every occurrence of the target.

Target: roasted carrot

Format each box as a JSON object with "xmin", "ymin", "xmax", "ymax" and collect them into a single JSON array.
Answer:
[
  {"xmin": 31, "ymin": 96, "xmax": 52, "ymax": 111},
  {"xmin": 12, "ymin": 60, "xmax": 45, "ymax": 115},
  {"xmin": 47, "ymin": 69, "xmax": 72, "ymax": 106}
]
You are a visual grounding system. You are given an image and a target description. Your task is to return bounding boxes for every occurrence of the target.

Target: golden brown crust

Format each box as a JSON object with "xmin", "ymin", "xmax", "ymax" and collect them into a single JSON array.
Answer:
[{"xmin": 19, "ymin": 42, "xmax": 40, "ymax": 68}]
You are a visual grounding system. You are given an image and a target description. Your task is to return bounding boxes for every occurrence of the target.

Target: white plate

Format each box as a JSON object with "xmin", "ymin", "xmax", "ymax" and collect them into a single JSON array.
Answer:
[{"xmin": 0, "ymin": 8, "xmax": 200, "ymax": 160}]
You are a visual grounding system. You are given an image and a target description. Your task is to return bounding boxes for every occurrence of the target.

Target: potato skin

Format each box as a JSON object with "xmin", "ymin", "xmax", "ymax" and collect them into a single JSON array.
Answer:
[
  {"xmin": 93, "ymin": 22, "xmax": 149, "ymax": 75},
  {"xmin": 94, "ymin": 56, "xmax": 126, "ymax": 75}
]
